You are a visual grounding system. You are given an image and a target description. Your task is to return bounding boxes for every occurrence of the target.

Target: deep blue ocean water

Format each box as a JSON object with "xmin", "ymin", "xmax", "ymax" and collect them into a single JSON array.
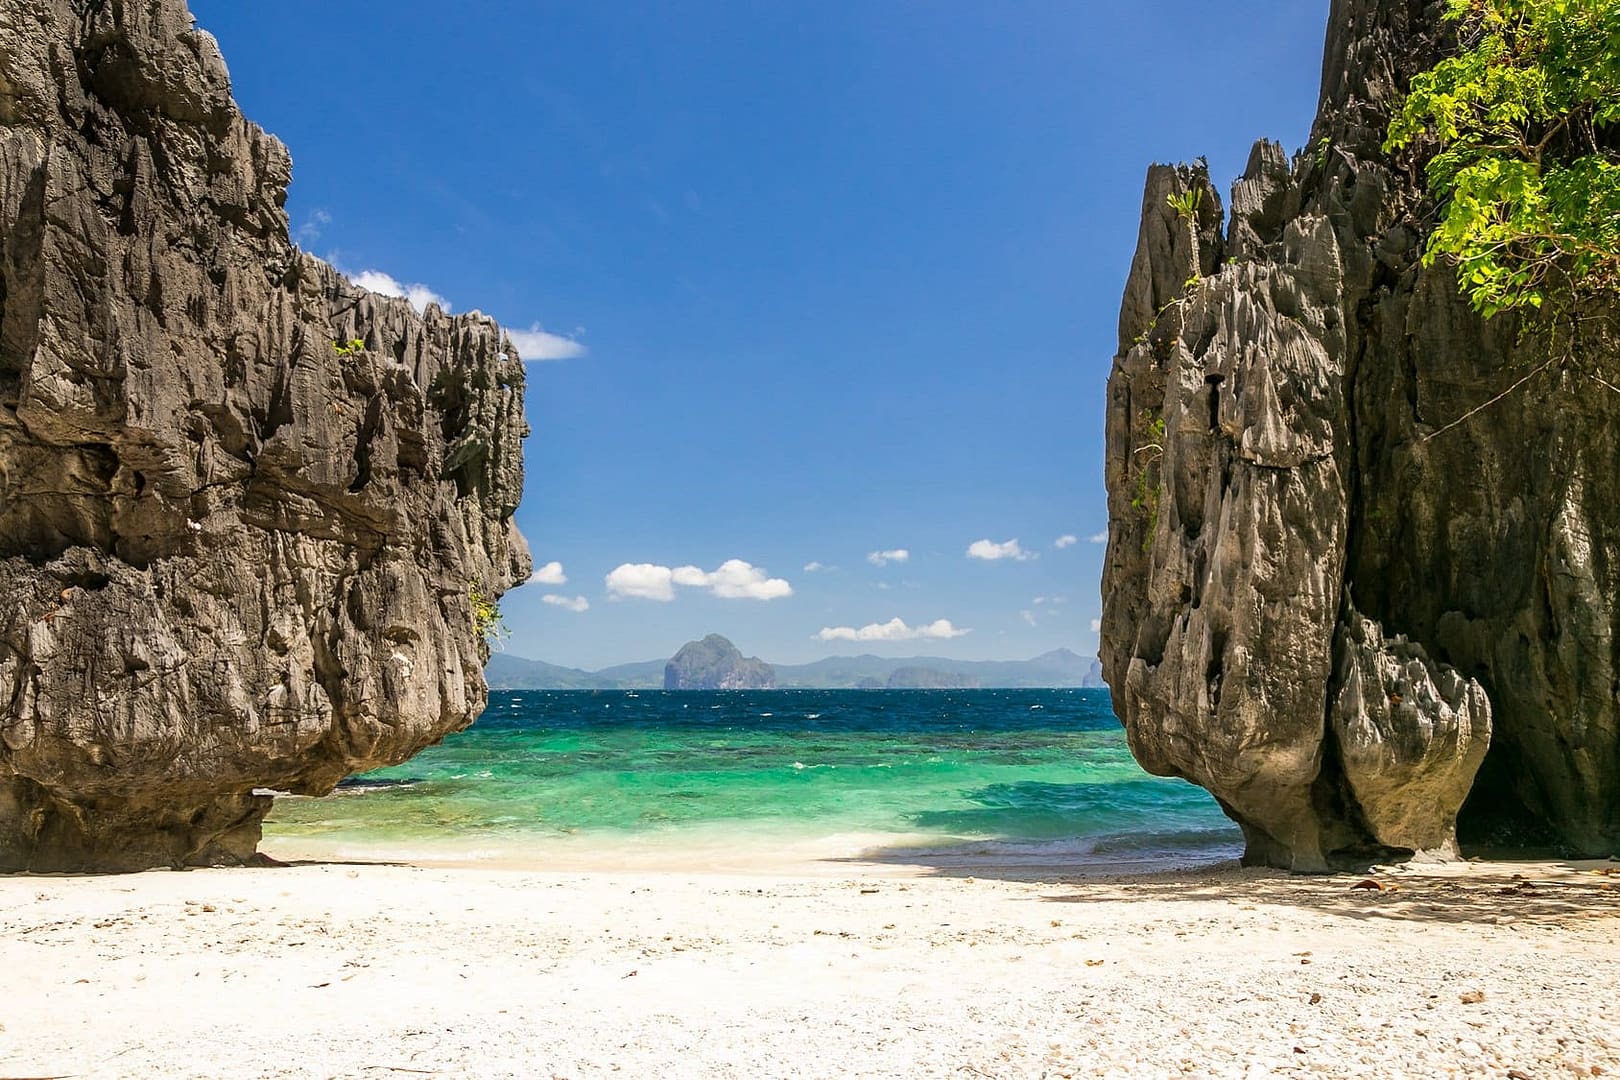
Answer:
[{"xmin": 262, "ymin": 688, "xmax": 1242, "ymax": 869}]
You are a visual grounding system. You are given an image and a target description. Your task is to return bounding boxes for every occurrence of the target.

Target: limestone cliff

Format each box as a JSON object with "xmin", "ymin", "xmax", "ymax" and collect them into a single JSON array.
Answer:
[
  {"xmin": 1102, "ymin": 0, "xmax": 1618, "ymax": 869},
  {"xmin": 0, "ymin": 1, "xmax": 531, "ymax": 870}
]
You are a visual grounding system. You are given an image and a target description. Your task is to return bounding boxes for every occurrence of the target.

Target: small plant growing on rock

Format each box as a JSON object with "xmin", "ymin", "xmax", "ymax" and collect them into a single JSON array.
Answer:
[
  {"xmin": 1315, "ymin": 135, "xmax": 1334, "ymax": 170},
  {"xmin": 469, "ymin": 579, "xmax": 506, "ymax": 643},
  {"xmin": 333, "ymin": 338, "xmax": 366, "ymax": 358},
  {"xmin": 1166, "ymin": 188, "xmax": 1203, "ymax": 222},
  {"xmin": 1167, "ymin": 188, "xmax": 1207, "ymax": 290},
  {"xmin": 1132, "ymin": 413, "xmax": 1167, "ymax": 553}
]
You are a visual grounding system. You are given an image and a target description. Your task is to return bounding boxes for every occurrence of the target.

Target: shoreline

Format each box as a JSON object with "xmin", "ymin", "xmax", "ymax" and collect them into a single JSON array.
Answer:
[
  {"xmin": 3, "ymin": 846, "xmax": 1615, "ymax": 1078},
  {"xmin": 257, "ymin": 826, "xmax": 1247, "ymax": 878}
]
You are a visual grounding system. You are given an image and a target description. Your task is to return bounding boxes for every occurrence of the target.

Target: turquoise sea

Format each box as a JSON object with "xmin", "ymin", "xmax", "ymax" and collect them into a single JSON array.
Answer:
[{"xmin": 263, "ymin": 688, "xmax": 1242, "ymax": 871}]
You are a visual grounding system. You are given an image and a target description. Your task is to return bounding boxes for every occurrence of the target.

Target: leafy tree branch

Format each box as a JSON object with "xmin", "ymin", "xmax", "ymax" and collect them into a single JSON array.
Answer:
[{"xmin": 1386, "ymin": 0, "xmax": 1619, "ymax": 319}]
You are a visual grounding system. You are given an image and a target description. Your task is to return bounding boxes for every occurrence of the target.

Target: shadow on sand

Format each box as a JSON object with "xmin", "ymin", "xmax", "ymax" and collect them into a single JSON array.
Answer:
[
  {"xmin": 838, "ymin": 837, "xmax": 1620, "ymax": 928},
  {"xmin": 1037, "ymin": 862, "xmax": 1620, "ymax": 926}
]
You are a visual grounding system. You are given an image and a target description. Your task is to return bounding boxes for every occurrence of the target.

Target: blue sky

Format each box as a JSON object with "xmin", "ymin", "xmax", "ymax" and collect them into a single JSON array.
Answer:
[{"xmin": 193, "ymin": 1, "xmax": 1328, "ymax": 669}]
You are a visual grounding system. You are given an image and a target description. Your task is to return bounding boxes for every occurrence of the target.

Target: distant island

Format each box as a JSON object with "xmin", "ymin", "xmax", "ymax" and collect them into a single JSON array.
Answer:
[
  {"xmin": 488, "ymin": 640, "xmax": 1105, "ymax": 690},
  {"xmin": 872, "ymin": 667, "xmax": 981, "ymax": 690},
  {"xmin": 665, "ymin": 635, "xmax": 777, "ymax": 690}
]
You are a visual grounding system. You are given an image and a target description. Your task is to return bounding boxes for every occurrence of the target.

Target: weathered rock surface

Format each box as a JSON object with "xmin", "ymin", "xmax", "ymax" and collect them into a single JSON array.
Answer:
[
  {"xmin": 1102, "ymin": 0, "xmax": 1618, "ymax": 868},
  {"xmin": 665, "ymin": 635, "xmax": 776, "ymax": 691},
  {"xmin": 0, "ymin": 0, "xmax": 531, "ymax": 870},
  {"xmin": 1330, "ymin": 608, "xmax": 1490, "ymax": 856}
]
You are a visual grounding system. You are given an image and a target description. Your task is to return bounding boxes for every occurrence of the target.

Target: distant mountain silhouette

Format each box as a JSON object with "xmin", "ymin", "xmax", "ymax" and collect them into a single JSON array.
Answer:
[
  {"xmin": 484, "ymin": 655, "xmax": 671, "ymax": 690},
  {"xmin": 487, "ymin": 644, "xmax": 1104, "ymax": 690}
]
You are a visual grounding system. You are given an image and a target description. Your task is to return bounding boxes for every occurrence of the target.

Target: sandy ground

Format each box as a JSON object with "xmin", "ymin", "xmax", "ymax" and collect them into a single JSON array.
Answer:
[{"xmin": 1, "ymin": 849, "xmax": 1617, "ymax": 1079}]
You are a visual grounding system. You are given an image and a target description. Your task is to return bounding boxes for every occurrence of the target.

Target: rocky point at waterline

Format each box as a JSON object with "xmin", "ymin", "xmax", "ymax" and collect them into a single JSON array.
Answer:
[
  {"xmin": 0, "ymin": 1, "xmax": 530, "ymax": 871},
  {"xmin": 1101, "ymin": 0, "xmax": 1618, "ymax": 871}
]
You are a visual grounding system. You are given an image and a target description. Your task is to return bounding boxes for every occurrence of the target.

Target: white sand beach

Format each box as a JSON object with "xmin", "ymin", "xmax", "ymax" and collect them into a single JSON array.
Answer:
[{"xmin": 1, "ymin": 849, "xmax": 1616, "ymax": 1079}]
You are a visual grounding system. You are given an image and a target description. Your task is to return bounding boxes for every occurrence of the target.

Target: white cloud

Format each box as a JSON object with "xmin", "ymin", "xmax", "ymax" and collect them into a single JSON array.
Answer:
[
  {"xmin": 1054, "ymin": 534, "xmax": 1079, "ymax": 549},
  {"xmin": 803, "ymin": 561, "xmax": 825, "ymax": 573},
  {"xmin": 508, "ymin": 323, "xmax": 586, "ymax": 361},
  {"xmin": 1090, "ymin": 618, "xmax": 1103, "ymax": 633},
  {"xmin": 867, "ymin": 549, "xmax": 910, "ymax": 567},
  {"xmin": 606, "ymin": 559, "xmax": 792, "ymax": 602},
  {"xmin": 967, "ymin": 538, "xmax": 1036, "ymax": 562},
  {"xmin": 1021, "ymin": 610, "xmax": 1038, "ymax": 627},
  {"xmin": 605, "ymin": 563, "xmax": 677, "ymax": 601},
  {"xmin": 542, "ymin": 594, "xmax": 590, "ymax": 613},
  {"xmin": 343, "ymin": 268, "xmax": 581, "ymax": 359},
  {"xmin": 815, "ymin": 617, "xmax": 971, "ymax": 643},
  {"xmin": 1033, "ymin": 595, "xmax": 1070, "ymax": 607},
  {"xmin": 530, "ymin": 561, "xmax": 567, "ymax": 586},
  {"xmin": 678, "ymin": 559, "xmax": 794, "ymax": 600},
  {"xmin": 350, "ymin": 270, "xmax": 453, "ymax": 315},
  {"xmin": 295, "ymin": 208, "xmax": 331, "ymax": 245},
  {"xmin": 1089, "ymin": 531, "xmax": 1109, "ymax": 544}
]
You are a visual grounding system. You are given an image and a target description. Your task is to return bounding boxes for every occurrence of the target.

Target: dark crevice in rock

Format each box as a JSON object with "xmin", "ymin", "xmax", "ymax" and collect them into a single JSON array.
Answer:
[
  {"xmin": 1458, "ymin": 734, "xmax": 1564, "ymax": 853},
  {"xmin": 1306, "ymin": 723, "xmax": 1377, "ymax": 871}
]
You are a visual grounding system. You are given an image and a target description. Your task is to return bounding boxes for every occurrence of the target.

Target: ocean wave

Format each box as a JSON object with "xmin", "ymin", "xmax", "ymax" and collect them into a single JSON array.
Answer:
[{"xmin": 332, "ymin": 777, "xmax": 420, "ymax": 795}]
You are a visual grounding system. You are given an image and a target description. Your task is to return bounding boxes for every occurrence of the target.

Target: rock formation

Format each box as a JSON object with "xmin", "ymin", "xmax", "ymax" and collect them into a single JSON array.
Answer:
[
  {"xmin": 664, "ymin": 635, "xmax": 776, "ymax": 691},
  {"xmin": 1102, "ymin": 0, "xmax": 1618, "ymax": 869},
  {"xmin": 0, "ymin": 1, "xmax": 531, "ymax": 871}
]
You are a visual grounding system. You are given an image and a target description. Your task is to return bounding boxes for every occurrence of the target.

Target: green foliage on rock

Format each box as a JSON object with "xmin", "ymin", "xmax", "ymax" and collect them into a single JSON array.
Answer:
[
  {"xmin": 1167, "ymin": 188, "xmax": 1207, "ymax": 289},
  {"xmin": 1132, "ymin": 413, "xmax": 1166, "ymax": 553},
  {"xmin": 1166, "ymin": 188, "xmax": 1204, "ymax": 221},
  {"xmin": 470, "ymin": 579, "xmax": 505, "ymax": 643},
  {"xmin": 1386, "ymin": 0, "xmax": 1620, "ymax": 318}
]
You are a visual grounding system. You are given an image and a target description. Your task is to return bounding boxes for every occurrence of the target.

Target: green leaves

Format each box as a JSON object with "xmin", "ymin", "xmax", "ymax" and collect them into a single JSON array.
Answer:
[
  {"xmin": 1130, "ymin": 413, "xmax": 1166, "ymax": 553},
  {"xmin": 1166, "ymin": 188, "xmax": 1204, "ymax": 221},
  {"xmin": 1387, "ymin": 0, "xmax": 1620, "ymax": 316},
  {"xmin": 470, "ymin": 579, "xmax": 506, "ymax": 643}
]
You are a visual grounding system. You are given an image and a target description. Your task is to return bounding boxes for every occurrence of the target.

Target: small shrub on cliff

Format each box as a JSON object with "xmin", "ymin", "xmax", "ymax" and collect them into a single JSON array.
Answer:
[
  {"xmin": 1315, "ymin": 135, "xmax": 1334, "ymax": 170},
  {"xmin": 1386, "ymin": 0, "xmax": 1620, "ymax": 318},
  {"xmin": 333, "ymin": 338, "xmax": 366, "ymax": 357},
  {"xmin": 1132, "ymin": 413, "xmax": 1166, "ymax": 553},
  {"xmin": 1166, "ymin": 188, "xmax": 1204, "ymax": 222},
  {"xmin": 1166, "ymin": 188, "xmax": 1208, "ymax": 291},
  {"xmin": 469, "ymin": 580, "xmax": 506, "ymax": 643}
]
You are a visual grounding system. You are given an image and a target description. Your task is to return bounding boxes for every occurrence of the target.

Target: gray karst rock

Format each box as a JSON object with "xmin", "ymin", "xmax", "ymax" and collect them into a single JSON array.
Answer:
[
  {"xmin": 1102, "ymin": 0, "xmax": 1618, "ymax": 869},
  {"xmin": 1330, "ymin": 609, "xmax": 1491, "ymax": 855},
  {"xmin": 0, "ymin": 1, "xmax": 530, "ymax": 871},
  {"xmin": 664, "ymin": 635, "xmax": 776, "ymax": 691}
]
